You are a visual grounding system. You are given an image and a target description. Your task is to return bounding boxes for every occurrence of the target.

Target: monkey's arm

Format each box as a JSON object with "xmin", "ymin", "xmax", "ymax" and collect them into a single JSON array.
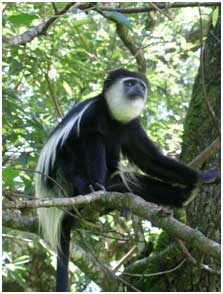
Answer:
[
  {"xmin": 82, "ymin": 133, "xmax": 107, "ymax": 191},
  {"xmin": 122, "ymin": 123, "xmax": 219, "ymax": 186}
]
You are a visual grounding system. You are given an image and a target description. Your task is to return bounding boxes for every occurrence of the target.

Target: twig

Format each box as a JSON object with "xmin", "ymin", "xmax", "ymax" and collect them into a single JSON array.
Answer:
[
  {"xmin": 44, "ymin": 72, "xmax": 64, "ymax": 118},
  {"xmin": 124, "ymin": 242, "xmax": 180, "ymax": 274},
  {"xmin": 176, "ymin": 239, "xmax": 220, "ymax": 275},
  {"xmin": 3, "ymin": 233, "xmax": 33, "ymax": 243},
  {"xmin": 97, "ymin": 9, "xmax": 146, "ymax": 73},
  {"xmin": 121, "ymin": 258, "xmax": 186, "ymax": 277},
  {"xmin": 116, "ymin": 24, "xmax": 146, "ymax": 73},
  {"xmin": 210, "ymin": 30, "xmax": 221, "ymax": 44},
  {"xmin": 81, "ymin": 229, "xmax": 131, "ymax": 242},
  {"xmin": 77, "ymin": 238, "xmax": 140, "ymax": 292},
  {"xmin": 198, "ymin": 5, "xmax": 221, "ymax": 138},
  {"xmin": 2, "ymin": 3, "xmax": 9, "ymax": 14},
  {"xmin": 13, "ymin": 167, "xmax": 68, "ymax": 197},
  {"xmin": 12, "ymin": 167, "xmax": 81, "ymax": 217},
  {"xmin": 149, "ymin": 2, "xmax": 173, "ymax": 21},
  {"xmin": 14, "ymin": 72, "xmax": 24, "ymax": 90},
  {"xmin": 51, "ymin": 2, "xmax": 59, "ymax": 14},
  {"xmin": 3, "ymin": 189, "xmax": 35, "ymax": 199},
  {"xmin": 112, "ymin": 245, "xmax": 137, "ymax": 272},
  {"xmin": 3, "ymin": 2, "xmax": 77, "ymax": 48},
  {"xmin": 115, "ymin": 274, "xmax": 141, "ymax": 292},
  {"xmin": 184, "ymin": 138, "xmax": 221, "ymax": 205},
  {"xmin": 176, "ymin": 238, "xmax": 196, "ymax": 263}
]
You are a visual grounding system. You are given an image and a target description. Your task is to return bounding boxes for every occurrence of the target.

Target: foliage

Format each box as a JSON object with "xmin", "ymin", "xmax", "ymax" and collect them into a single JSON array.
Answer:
[{"xmin": 2, "ymin": 2, "xmax": 214, "ymax": 291}]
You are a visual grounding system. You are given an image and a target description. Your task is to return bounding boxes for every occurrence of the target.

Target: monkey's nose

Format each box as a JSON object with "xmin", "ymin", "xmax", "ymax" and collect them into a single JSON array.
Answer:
[{"xmin": 128, "ymin": 85, "xmax": 145, "ymax": 99}]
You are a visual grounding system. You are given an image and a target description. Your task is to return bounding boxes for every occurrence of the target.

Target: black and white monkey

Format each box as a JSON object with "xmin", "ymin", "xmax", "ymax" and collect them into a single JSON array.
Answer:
[{"xmin": 35, "ymin": 68, "xmax": 218, "ymax": 291}]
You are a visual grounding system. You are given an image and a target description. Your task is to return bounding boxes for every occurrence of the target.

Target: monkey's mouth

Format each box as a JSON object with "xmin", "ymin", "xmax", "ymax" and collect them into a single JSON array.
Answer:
[
  {"xmin": 127, "ymin": 94, "xmax": 145, "ymax": 100},
  {"xmin": 127, "ymin": 88, "xmax": 145, "ymax": 100}
]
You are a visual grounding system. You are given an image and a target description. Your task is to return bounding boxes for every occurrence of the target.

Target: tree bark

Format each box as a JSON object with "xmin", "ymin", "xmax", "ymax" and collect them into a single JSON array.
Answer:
[
  {"xmin": 124, "ymin": 11, "xmax": 221, "ymax": 292},
  {"xmin": 178, "ymin": 12, "xmax": 221, "ymax": 292}
]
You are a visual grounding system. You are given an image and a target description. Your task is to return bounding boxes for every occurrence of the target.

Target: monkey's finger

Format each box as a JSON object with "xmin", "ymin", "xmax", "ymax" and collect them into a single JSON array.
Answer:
[
  {"xmin": 89, "ymin": 185, "xmax": 95, "ymax": 192},
  {"xmin": 95, "ymin": 183, "xmax": 106, "ymax": 191}
]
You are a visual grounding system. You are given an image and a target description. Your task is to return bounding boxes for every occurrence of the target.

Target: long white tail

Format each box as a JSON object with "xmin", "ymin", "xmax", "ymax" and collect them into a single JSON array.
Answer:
[
  {"xmin": 35, "ymin": 99, "xmax": 97, "ymax": 250},
  {"xmin": 35, "ymin": 171, "xmax": 65, "ymax": 251}
]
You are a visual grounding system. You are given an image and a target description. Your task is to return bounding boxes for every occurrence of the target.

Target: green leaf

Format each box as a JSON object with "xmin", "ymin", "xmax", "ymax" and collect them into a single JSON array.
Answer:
[
  {"xmin": 10, "ymin": 271, "xmax": 27, "ymax": 289},
  {"xmin": 103, "ymin": 11, "xmax": 132, "ymax": 30},
  {"xmin": 14, "ymin": 255, "xmax": 31, "ymax": 265},
  {"xmin": 56, "ymin": 3, "xmax": 68, "ymax": 9},
  {"xmin": 63, "ymin": 81, "xmax": 73, "ymax": 96},
  {"xmin": 3, "ymin": 167, "xmax": 19, "ymax": 189},
  {"xmin": 9, "ymin": 13, "xmax": 38, "ymax": 26},
  {"xmin": 212, "ymin": 8, "xmax": 219, "ymax": 28}
]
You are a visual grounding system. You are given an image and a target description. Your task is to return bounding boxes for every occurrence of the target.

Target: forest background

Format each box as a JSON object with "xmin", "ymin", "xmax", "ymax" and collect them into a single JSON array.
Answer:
[{"xmin": 2, "ymin": 2, "xmax": 221, "ymax": 292}]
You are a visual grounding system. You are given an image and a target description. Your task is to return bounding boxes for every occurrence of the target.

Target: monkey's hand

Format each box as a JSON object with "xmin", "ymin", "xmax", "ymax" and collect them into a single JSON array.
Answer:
[{"xmin": 199, "ymin": 168, "xmax": 220, "ymax": 184}]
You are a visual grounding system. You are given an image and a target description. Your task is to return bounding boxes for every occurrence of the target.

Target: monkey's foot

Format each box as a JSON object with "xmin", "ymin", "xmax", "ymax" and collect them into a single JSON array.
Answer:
[{"xmin": 199, "ymin": 168, "xmax": 220, "ymax": 184}]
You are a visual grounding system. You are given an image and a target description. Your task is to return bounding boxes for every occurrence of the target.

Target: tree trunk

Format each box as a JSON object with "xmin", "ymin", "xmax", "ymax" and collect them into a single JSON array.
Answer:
[
  {"xmin": 178, "ymin": 12, "xmax": 221, "ymax": 292},
  {"xmin": 125, "ymin": 12, "xmax": 221, "ymax": 292}
]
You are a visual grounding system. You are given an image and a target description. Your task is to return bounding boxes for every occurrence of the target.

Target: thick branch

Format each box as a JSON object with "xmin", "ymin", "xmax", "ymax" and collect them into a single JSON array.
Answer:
[
  {"xmin": 3, "ymin": 211, "xmax": 38, "ymax": 233},
  {"xmin": 99, "ymin": 3, "xmax": 220, "ymax": 14},
  {"xmin": 3, "ymin": 191, "xmax": 220, "ymax": 259},
  {"xmin": 3, "ymin": 2, "xmax": 77, "ymax": 48},
  {"xmin": 189, "ymin": 138, "xmax": 220, "ymax": 168}
]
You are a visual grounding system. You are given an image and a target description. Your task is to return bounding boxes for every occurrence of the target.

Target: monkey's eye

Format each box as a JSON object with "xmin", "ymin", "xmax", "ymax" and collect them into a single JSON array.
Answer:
[
  {"xmin": 139, "ymin": 82, "xmax": 146, "ymax": 91},
  {"xmin": 124, "ymin": 80, "xmax": 136, "ymax": 87}
]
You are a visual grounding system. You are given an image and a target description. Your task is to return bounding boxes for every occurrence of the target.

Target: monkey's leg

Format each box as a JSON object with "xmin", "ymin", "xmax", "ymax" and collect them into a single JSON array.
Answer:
[
  {"xmin": 56, "ymin": 215, "xmax": 74, "ymax": 292},
  {"xmin": 107, "ymin": 173, "xmax": 193, "ymax": 207}
]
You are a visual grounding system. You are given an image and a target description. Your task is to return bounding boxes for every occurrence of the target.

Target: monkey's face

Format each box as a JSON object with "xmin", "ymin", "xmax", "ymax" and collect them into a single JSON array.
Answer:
[
  {"xmin": 122, "ymin": 77, "xmax": 147, "ymax": 100},
  {"xmin": 105, "ymin": 76, "xmax": 148, "ymax": 123}
]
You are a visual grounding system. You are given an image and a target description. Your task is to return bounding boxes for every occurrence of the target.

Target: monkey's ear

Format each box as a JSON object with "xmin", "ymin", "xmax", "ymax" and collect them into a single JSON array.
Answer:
[{"xmin": 199, "ymin": 168, "xmax": 220, "ymax": 184}]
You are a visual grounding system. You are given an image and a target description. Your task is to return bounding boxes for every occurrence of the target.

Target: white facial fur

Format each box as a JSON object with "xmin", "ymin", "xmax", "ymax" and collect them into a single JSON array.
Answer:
[{"xmin": 105, "ymin": 77, "xmax": 148, "ymax": 123}]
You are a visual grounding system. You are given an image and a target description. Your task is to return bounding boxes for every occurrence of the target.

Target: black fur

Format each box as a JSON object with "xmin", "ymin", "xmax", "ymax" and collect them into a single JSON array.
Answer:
[{"xmin": 36, "ymin": 68, "xmax": 218, "ymax": 292}]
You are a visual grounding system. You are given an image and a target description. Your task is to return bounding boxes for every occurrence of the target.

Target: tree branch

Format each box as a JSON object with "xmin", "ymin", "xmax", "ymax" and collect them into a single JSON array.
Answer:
[
  {"xmin": 96, "ymin": 9, "xmax": 146, "ymax": 73},
  {"xmin": 3, "ymin": 2, "xmax": 77, "ymax": 48},
  {"xmin": 116, "ymin": 23, "xmax": 147, "ymax": 73},
  {"xmin": 3, "ymin": 210, "xmax": 38, "ymax": 233},
  {"xmin": 51, "ymin": 2, "xmax": 59, "ymax": 14},
  {"xmin": 3, "ymin": 191, "xmax": 220, "ymax": 259},
  {"xmin": 124, "ymin": 242, "xmax": 180, "ymax": 274},
  {"xmin": 112, "ymin": 245, "xmax": 137, "ymax": 273},
  {"xmin": 3, "ymin": 2, "xmax": 220, "ymax": 50},
  {"xmin": 45, "ymin": 72, "xmax": 64, "ymax": 118},
  {"xmin": 122, "ymin": 259, "xmax": 186, "ymax": 277},
  {"xmin": 176, "ymin": 238, "xmax": 220, "ymax": 275},
  {"xmin": 189, "ymin": 138, "xmax": 220, "ymax": 168},
  {"xmin": 149, "ymin": 2, "xmax": 173, "ymax": 21},
  {"xmin": 98, "ymin": 3, "xmax": 220, "ymax": 14}
]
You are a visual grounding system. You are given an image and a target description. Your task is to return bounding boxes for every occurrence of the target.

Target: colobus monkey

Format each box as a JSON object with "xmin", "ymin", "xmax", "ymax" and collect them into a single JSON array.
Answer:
[{"xmin": 35, "ymin": 68, "xmax": 218, "ymax": 292}]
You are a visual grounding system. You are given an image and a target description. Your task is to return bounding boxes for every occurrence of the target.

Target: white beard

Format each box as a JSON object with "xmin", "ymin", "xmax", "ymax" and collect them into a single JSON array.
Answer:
[{"xmin": 105, "ymin": 79, "xmax": 147, "ymax": 123}]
